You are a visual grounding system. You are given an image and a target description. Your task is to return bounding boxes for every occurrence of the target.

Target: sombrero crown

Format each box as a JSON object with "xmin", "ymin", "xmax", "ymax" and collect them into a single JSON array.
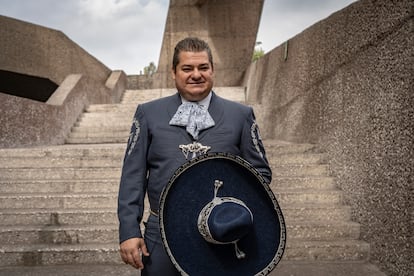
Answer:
[{"xmin": 198, "ymin": 179, "xmax": 254, "ymax": 259}]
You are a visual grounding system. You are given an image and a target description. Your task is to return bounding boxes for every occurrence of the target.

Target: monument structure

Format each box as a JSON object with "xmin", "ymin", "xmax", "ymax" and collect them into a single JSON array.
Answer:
[{"xmin": 0, "ymin": 0, "xmax": 412, "ymax": 275}]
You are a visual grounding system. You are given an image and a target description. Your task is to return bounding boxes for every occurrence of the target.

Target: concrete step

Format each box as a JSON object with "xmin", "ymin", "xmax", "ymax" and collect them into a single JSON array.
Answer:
[
  {"xmin": 0, "ymin": 194, "xmax": 118, "ymax": 209},
  {"xmin": 0, "ymin": 238, "xmax": 370, "ymax": 267},
  {"xmin": 80, "ymin": 111, "xmax": 135, "ymax": 118},
  {"xmin": 69, "ymin": 127, "xmax": 338, "ymax": 145},
  {"xmin": 264, "ymin": 141, "xmax": 318, "ymax": 155},
  {"xmin": 0, "ymin": 204, "xmax": 349, "ymax": 227},
  {"xmin": 0, "ymin": 144, "xmax": 125, "ymax": 158},
  {"xmin": 272, "ymin": 164, "xmax": 329, "ymax": 177},
  {"xmin": 78, "ymin": 110, "xmax": 136, "ymax": 117},
  {"xmin": 70, "ymin": 125, "xmax": 131, "ymax": 133},
  {"xmin": 0, "ymin": 179, "xmax": 120, "ymax": 194},
  {"xmin": 68, "ymin": 131, "xmax": 129, "ymax": 140},
  {"xmin": 121, "ymin": 88, "xmax": 168, "ymax": 103},
  {"xmin": 274, "ymin": 189, "xmax": 343, "ymax": 205},
  {"xmin": 272, "ymin": 261, "xmax": 386, "ymax": 276},
  {"xmin": 0, "ymin": 243, "xmax": 122, "ymax": 266},
  {"xmin": 0, "ymin": 156, "xmax": 123, "ymax": 168},
  {"xmin": 0, "ymin": 141, "xmax": 322, "ymax": 164},
  {"xmin": 0, "ymin": 209, "xmax": 118, "ymax": 226},
  {"xmin": 0, "ymin": 220, "xmax": 360, "ymax": 246},
  {"xmin": 74, "ymin": 119, "xmax": 130, "ymax": 127},
  {"xmin": 269, "ymin": 153, "xmax": 326, "ymax": 165},
  {"xmin": 0, "ymin": 261, "xmax": 387, "ymax": 276},
  {"xmin": 0, "ymin": 178, "xmax": 335, "ymax": 195},
  {"xmin": 73, "ymin": 119, "xmax": 132, "ymax": 128},
  {"xmin": 0, "ymin": 189, "xmax": 343, "ymax": 209},
  {"xmin": 66, "ymin": 136, "xmax": 128, "ymax": 144},
  {"xmin": 85, "ymin": 103, "xmax": 136, "ymax": 112},
  {"xmin": 0, "ymin": 225, "xmax": 118, "ymax": 245},
  {"xmin": 0, "ymin": 264, "xmax": 139, "ymax": 276},
  {"xmin": 272, "ymin": 177, "xmax": 336, "ymax": 190},
  {"xmin": 281, "ymin": 204, "xmax": 352, "ymax": 222},
  {"xmin": 68, "ymin": 130, "xmax": 129, "ymax": 139},
  {"xmin": 0, "ymin": 167, "xmax": 121, "ymax": 180},
  {"xmin": 17, "ymin": 143, "xmax": 324, "ymax": 166},
  {"xmin": 286, "ymin": 221, "xmax": 361, "ymax": 240},
  {"xmin": 76, "ymin": 113, "xmax": 133, "ymax": 123},
  {"xmin": 285, "ymin": 240, "xmax": 370, "ymax": 261}
]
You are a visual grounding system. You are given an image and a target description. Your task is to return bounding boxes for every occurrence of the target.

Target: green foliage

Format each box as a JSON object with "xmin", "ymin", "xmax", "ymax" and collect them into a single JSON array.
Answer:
[
  {"xmin": 252, "ymin": 41, "xmax": 265, "ymax": 62},
  {"xmin": 143, "ymin": 62, "xmax": 157, "ymax": 75}
]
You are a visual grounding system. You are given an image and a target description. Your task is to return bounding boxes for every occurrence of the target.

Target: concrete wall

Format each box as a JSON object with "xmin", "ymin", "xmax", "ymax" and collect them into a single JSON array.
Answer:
[
  {"xmin": 0, "ymin": 16, "xmax": 110, "ymax": 85},
  {"xmin": 242, "ymin": 0, "xmax": 413, "ymax": 275},
  {"xmin": 151, "ymin": 0, "xmax": 263, "ymax": 89},
  {"xmin": 0, "ymin": 71, "xmax": 127, "ymax": 148},
  {"xmin": 0, "ymin": 16, "xmax": 127, "ymax": 148}
]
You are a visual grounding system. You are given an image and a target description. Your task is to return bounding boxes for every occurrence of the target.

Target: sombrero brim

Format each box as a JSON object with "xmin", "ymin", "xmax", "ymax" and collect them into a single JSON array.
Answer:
[{"xmin": 159, "ymin": 152, "xmax": 286, "ymax": 276}]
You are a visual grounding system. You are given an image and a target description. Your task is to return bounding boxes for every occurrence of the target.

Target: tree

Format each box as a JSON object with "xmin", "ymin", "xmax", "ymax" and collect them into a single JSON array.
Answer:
[
  {"xmin": 143, "ymin": 62, "xmax": 157, "ymax": 75},
  {"xmin": 252, "ymin": 41, "xmax": 264, "ymax": 62}
]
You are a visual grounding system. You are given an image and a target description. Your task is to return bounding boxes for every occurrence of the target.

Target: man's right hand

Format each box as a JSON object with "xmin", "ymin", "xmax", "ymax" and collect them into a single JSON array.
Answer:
[{"xmin": 120, "ymin": 237, "xmax": 150, "ymax": 269}]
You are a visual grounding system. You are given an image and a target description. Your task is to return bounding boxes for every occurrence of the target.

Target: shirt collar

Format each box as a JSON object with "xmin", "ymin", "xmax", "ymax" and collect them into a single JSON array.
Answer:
[{"xmin": 180, "ymin": 91, "xmax": 212, "ymax": 110}]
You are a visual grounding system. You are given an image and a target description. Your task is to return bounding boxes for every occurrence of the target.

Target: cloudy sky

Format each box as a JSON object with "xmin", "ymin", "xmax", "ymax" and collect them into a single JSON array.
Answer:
[{"xmin": 0, "ymin": 0, "xmax": 357, "ymax": 75}]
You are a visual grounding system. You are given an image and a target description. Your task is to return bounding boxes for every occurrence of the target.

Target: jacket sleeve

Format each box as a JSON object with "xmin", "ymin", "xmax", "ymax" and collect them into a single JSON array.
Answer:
[
  {"xmin": 117, "ymin": 105, "xmax": 149, "ymax": 243},
  {"xmin": 239, "ymin": 107, "xmax": 272, "ymax": 184}
]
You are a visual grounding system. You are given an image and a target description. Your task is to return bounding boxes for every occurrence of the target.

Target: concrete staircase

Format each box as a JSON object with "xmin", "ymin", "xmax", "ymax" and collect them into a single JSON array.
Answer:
[{"xmin": 0, "ymin": 87, "xmax": 384, "ymax": 275}]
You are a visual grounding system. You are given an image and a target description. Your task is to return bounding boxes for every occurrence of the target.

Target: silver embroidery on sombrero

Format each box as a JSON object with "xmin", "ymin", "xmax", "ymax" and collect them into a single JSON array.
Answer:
[
  {"xmin": 179, "ymin": 142, "xmax": 211, "ymax": 159},
  {"xmin": 197, "ymin": 180, "xmax": 253, "ymax": 259},
  {"xmin": 127, "ymin": 118, "xmax": 140, "ymax": 156}
]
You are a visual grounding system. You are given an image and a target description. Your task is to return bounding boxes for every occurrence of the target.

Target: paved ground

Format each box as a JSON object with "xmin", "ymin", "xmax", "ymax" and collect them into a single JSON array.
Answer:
[{"xmin": 0, "ymin": 261, "xmax": 386, "ymax": 276}]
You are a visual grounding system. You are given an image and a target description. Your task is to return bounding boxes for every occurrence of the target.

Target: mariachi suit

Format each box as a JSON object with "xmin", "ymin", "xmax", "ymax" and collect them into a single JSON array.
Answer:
[{"xmin": 118, "ymin": 91, "xmax": 272, "ymax": 275}]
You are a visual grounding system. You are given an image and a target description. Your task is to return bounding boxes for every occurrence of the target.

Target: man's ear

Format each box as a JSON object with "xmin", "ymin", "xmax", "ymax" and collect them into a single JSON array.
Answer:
[{"xmin": 171, "ymin": 68, "xmax": 176, "ymax": 80}]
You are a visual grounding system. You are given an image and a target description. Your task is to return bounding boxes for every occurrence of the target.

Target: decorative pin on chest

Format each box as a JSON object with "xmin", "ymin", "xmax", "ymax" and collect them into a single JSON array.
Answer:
[{"xmin": 179, "ymin": 142, "xmax": 211, "ymax": 159}]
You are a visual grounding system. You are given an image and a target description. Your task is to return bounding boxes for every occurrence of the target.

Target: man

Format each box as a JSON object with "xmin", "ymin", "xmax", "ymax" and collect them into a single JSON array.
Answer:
[{"xmin": 118, "ymin": 37, "xmax": 272, "ymax": 275}]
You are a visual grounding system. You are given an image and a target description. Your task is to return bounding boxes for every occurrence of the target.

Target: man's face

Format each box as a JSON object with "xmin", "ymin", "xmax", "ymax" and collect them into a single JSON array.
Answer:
[{"xmin": 172, "ymin": 50, "xmax": 214, "ymax": 102}]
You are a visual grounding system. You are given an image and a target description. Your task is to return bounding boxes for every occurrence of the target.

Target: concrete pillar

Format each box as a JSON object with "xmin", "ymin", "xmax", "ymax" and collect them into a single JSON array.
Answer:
[{"xmin": 156, "ymin": 0, "xmax": 264, "ymax": 88}]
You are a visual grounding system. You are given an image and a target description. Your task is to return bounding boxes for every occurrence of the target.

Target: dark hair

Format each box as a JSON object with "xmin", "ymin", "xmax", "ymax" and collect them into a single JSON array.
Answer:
[{"xmin": 172, "ymin": 37, "xmax": 214, "ymax": 72}]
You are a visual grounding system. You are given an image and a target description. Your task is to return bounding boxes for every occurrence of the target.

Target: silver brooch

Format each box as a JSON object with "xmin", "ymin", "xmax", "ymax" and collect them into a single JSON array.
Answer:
[{"xmin": 179, "ymin": 142, "xmax": 211, "ymax": 159}]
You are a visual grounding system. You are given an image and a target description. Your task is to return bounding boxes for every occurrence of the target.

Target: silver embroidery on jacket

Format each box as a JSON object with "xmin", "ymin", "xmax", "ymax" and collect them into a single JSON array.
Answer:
[
  {"xmin": 127, "ymin": 118, "xmax": 140, "ymax": 156},
  {"xmin": 250, "ymin": 120, "xmax": 264, "ymax": 159}
]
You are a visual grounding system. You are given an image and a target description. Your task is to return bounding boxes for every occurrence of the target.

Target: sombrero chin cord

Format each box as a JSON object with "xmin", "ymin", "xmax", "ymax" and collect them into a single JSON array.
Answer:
[
  {"xmin": 234, "ymin": 241, "xmax": 246, "ymax": 259},
  {"xmin": 213, "ymin": 180, "xmax": 247, "ymax": 259}
]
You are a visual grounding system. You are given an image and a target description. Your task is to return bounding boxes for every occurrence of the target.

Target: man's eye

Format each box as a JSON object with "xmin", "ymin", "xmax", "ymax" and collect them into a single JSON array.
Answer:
[{"xmin": 182, "ymin": 68, "xmax": 192, "ymax": 72}]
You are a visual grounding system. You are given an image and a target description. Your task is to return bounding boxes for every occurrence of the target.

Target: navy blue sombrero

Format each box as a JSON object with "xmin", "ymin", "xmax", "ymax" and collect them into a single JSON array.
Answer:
[{"xmin": 159, "ymin": 152, "xmax": 286, "ymax": 276}]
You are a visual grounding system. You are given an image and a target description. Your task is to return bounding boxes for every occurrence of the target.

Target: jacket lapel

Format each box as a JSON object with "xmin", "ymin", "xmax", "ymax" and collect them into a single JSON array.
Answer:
[
  {"xmin": 207, "ymin": 92, "xmax": 224, "ymax": 124},
  {"xmin": 167, "ymin": 92, "xmax": 182, "ymax": 118},
  {"xmin": 197, "ymin": 92, "xmax": 224, "ymax": 140}
]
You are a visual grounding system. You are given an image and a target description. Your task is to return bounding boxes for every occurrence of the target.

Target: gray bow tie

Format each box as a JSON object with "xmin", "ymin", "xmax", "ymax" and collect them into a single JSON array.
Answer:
[{"xmin": 169, "ymin": 102, "xmax": 215, "ymax": 139}]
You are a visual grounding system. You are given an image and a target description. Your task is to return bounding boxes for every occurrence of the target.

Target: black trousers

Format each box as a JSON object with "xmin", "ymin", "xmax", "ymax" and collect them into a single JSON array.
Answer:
[{"xmin": 141, "ymin": 214, "xmax": 181, "ymax": 276}]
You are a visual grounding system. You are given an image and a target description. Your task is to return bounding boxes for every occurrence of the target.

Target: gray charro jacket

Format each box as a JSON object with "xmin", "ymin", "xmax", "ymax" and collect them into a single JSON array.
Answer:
[{"xmin": 117, "ymin": 91, "xmax": 272, "ymax": 243}]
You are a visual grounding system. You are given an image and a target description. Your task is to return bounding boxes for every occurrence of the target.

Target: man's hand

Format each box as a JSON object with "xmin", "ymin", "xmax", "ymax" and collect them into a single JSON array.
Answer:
[{"xmin": 120, "ymin": 237, "xmax": 150, "ymax": 269}]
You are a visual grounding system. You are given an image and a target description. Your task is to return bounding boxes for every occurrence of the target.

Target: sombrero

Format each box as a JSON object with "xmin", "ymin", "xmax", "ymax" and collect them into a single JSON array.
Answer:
[{"xmin": 159, "ymin": 152, "xmax": 286, "ymax": 276}]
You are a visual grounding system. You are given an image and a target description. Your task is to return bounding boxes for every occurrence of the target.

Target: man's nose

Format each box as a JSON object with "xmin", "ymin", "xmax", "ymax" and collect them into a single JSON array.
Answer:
[{"xmin": 191, "ymin": 69, "xmax": 202, "ymax": 78}]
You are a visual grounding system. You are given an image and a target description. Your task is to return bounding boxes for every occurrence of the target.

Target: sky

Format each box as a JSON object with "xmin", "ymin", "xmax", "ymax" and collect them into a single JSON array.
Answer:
[{"xmin": 0, "ymin": 0, "xmax": 357, "ymax": 75}]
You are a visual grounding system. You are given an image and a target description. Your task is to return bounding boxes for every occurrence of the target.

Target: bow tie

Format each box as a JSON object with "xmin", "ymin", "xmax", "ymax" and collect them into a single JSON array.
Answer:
[{"xmin": 169, "ymin": 102, "xmax": 215, "ymax": 139}]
